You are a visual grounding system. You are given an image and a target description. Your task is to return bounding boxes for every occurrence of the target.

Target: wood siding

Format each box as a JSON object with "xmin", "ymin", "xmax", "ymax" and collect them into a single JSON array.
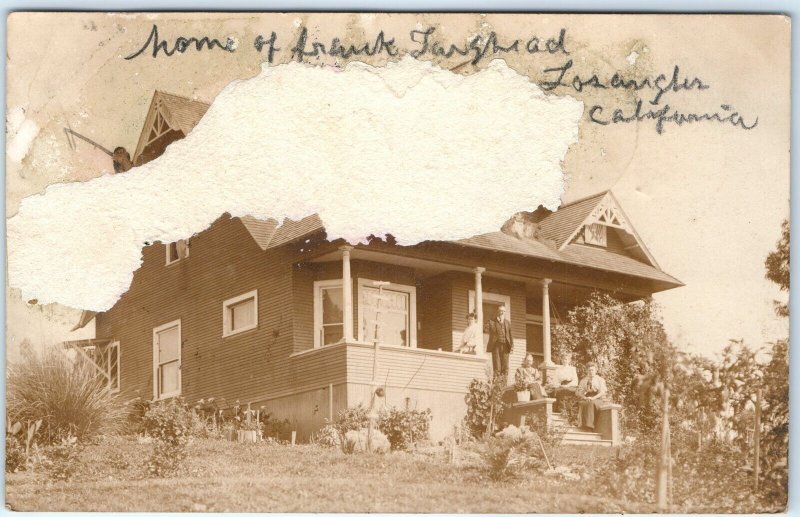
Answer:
[{"xmin": 96, "ymin": 214, "xmax": 298, "ymax": 407}]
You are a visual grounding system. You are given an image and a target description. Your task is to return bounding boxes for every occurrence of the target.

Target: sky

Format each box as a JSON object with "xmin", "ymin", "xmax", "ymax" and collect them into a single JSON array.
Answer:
[{"xmin": 5, "ymin": 13, "xmax": 790, "ymax": 360}]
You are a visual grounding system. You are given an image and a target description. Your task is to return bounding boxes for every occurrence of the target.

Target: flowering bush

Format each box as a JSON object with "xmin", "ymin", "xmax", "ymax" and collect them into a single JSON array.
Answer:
[
  {"xmin": 142, "ymin": 399, "xmax": 196, "ymax": 476},
  {"xmin": 313, "ymin": 424, "xmax": 341, "ymax": 448},
  {"xmin": 378, "ymin": 407, "xmax": 432, "ymax": 451}
]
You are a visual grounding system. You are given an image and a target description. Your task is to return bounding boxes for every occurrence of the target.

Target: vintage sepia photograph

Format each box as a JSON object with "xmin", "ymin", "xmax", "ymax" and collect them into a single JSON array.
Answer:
[{"xmin": 4, "ymin": 12, "xmax": 791, "ymax": 513}]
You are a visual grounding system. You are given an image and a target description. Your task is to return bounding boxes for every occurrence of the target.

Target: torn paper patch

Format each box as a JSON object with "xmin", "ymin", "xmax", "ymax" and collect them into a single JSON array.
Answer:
[{"xmin": 8, "ymin": 56, "xmax": 582, "ymax": 311}]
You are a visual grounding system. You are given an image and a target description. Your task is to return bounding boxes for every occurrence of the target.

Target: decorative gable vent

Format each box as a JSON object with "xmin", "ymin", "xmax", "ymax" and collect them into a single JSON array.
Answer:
[
  {"xmin": 587, "ymin": 198, "xmax": 631, "ymax": 233},
  {"xmin": 584, "ymin": 223, "xmax": 607, "ymax": 246}
]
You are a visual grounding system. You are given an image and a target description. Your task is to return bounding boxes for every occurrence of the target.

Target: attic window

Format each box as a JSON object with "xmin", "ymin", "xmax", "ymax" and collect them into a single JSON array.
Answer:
[
  {"xmin": 166, "ymin": 239, "xmax": 189, "ymax": 265},
  {"xmin": 584, "ymin": 223, "xmax": 607, "ymax": 247}
]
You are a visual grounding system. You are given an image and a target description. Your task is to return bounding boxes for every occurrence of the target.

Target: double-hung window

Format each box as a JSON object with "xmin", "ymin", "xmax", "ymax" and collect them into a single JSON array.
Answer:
[
  {"xmin": 153, "ymin": 320, "xmax": 181, "ymax": 400},
  {"xmin": 223, "ymin": 290, "xmax": 258, "ymax": 337},
  {"xmin": 313, "ymin": 280, "xmax": 344, "ymax": 347}
]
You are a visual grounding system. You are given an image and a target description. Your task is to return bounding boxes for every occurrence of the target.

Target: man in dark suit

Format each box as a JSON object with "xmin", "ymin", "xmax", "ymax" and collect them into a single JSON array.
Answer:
[{"xmin": 485, "ymin": 305, "xmax": 513, "ymax": 376}]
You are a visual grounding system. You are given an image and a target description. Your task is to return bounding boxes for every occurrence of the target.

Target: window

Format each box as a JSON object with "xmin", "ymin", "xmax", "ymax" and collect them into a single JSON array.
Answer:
[
  {"xmin": 358, "ymin": 279, "xmax": 416, "ymax": 347},
  {"xmin": 584, "ymin": 223, "xmax": 607, "ymax": 247},
  {"xmin": 314, "ymin": 280, "xmax": 345, "ymax": 347},
  {"xmin": 223, "ymin": 290, "xmax": 258, "ymax": 337},
  {"xmin": 153, "ymin": 320, "xmax": 181, "ymax": 400},
  {"xmin": 166, "ymin": 239, "xmax": 189, "ymax": 265},
  {"xmin": 468, "ymin": 290, "xmax": 511, "ymax": 354}
]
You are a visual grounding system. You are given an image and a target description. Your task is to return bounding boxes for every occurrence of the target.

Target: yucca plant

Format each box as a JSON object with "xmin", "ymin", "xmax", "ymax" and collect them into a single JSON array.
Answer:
[{"xmin": 6, "ymin": 347, "xmax": 128, "ymax": 444}]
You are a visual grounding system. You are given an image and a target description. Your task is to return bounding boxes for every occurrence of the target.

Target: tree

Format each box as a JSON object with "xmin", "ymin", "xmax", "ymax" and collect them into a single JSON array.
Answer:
[
  {"xmin": 758, "ymin": 219, "xmax": 789, "ymax": 503},
  {"xmin": 552, "ymin": 292, "xmax": 673, "ymax": 434},
  {"xmin": 764, "ymin": 219, "xmax": 789, "ymax": 317}
]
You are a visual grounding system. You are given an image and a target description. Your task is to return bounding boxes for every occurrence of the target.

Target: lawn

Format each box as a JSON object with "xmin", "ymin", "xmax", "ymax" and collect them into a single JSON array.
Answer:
[{"xmin": 6, "ymin": 436, "xmax": 650, "ymax": 513}]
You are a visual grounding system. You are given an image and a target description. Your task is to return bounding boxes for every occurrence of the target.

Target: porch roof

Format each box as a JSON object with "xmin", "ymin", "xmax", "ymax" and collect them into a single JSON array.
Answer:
[{"xmin": 455, "ymin": 231, "xmax": 682, "ymax": 287}]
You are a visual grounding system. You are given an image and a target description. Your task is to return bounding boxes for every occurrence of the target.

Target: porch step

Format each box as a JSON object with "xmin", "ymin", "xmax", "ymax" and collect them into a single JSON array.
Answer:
[{"xmin": 557, "ymin": 421, "xmax": 613, "ymax": 447}]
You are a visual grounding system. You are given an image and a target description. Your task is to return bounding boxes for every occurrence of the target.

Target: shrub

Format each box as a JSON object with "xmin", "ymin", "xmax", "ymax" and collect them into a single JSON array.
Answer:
[
  {"xmin": 584, "ymin": 431, "xmax": 761, "ymax": 511},
  {"xmin": 5, "ymin": 433, "xmax": 27, "ymax": 473},
  {"xmin": 5, "ymin": 419, "xmax": 42, "ymax": 473},
  {"xmin": 343, "ymin": 429, "xmax": 390, "ymax": 454},
  {"xmin": 260, "ymin": 412, "xmax": 291, "ymax": 439},
  {"xmin": 525, "ymin": 412, "xmax": 567, "ymax": 463},
  {"xmin": 481, "ymin": 433, "xmax": 539, "ymax": 481},
  {"xmin": 334, "ymin": 405, "xmax": 371, "ymax": 435},
  {"xmin": 378, "ymin": 407, "xmax": 432, "ymax": 451},
  {"xmin": 6, "ymin": 348, "xmax": 129, "ymax": 444},
  {"xmin": 42, "ymin": 435, "xmax": 82, "ymax": 481},
  {"xmin": 147, "ymin": 439, "xmax": 187, "ymax": 477},
  {"xmin": 125, "ymin": 397, "xmax": 151, "ymax": 435},
  {"xmin": 312, "ymin": 424, "xmax": 341, "ymax": 448},
  {"xmin": 464, "ymin": 374, "xmax": 506, "ymax": 438},
  {"xmin": 142, "ymin": 399, "xmax": 195, "ymax": 476}
]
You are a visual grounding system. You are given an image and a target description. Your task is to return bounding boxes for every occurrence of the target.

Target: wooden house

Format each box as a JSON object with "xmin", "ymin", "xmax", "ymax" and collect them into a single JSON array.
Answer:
[{"xmin": 68, "ymin": 92, "xmax": 683, "ymax": 441}]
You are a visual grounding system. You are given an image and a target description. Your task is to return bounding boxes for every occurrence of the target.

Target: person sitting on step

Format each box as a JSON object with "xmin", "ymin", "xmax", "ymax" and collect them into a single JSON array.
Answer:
[
  {"xmin": 514, "ymin": 353, "xmax": 547, "ymax": 399},
  {"xmin": 548, "ymin": 351, "xmax": 579, "ymax": 412},
  {"xmin": 576, "ymin": 362, "xmax": 608, "ymax": 431}
]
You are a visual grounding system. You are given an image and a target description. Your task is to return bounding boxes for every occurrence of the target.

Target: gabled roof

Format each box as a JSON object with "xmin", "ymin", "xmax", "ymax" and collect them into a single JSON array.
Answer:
[
  {"xmin": 240, "ymin": 216, "xmax": 279, "ymax": 250},
  {"xmin": 239, "ymin": 214, "xmax": 324, "ymax": 251},
  {"xmin": 132, "ymin": 91, "xmax": 210, "ymax": 164},
  {"xmin": 534, "ymin": 191, "xmax": 608, "ymax": 248},
  {"xmin": 455, "ymin": 190, "xmax": 681, "ymax": 288}
]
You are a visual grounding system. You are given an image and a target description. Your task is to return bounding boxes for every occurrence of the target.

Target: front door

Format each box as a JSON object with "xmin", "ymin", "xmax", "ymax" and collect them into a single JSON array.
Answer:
[{"xmin": 469, "ymin": 291, "xmax": 511, "ymax": 354}]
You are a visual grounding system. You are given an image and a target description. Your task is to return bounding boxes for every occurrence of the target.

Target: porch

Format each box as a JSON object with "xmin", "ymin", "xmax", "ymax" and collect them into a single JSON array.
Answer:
[
  {"xmin": 298, "ymin": 243, "xmax": 596, "ymax": 376},
  {"xmin": 286, "ymin": 339, "xmax": 488, "ymax": 440},
  {"xmin": 285, "ymin": 242, "xmax": 622, "ymax": 441}
]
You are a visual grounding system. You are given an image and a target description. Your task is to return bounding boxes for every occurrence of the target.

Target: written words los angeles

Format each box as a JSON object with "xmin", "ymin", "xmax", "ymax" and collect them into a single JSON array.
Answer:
[{"xmin": 125, "ymin": 25, "xmax": 759, "ymax": 135}]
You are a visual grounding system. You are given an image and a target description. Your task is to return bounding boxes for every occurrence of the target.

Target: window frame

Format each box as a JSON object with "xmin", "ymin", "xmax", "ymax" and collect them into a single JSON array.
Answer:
[
  {"xmin": 357, "ymin": 278, "xmax": 417, "ymax": 348},
  {"xmin": 107, "ymin": 340, "xmax": 121, "ymax": 394},
  {"xmin": 222, "ymin": 289, "xmax": 259, "ymax": 338},
  {"xmin": 313, "ymin": 279, "xmax": 347, "ymax": 348},
  {"xmin": 152, "ymin": 319, "xmax": 182, "ymax": 401},
  {"xmin": 165, "ymin": 239, "xmax": 189, "ymax": 266}
]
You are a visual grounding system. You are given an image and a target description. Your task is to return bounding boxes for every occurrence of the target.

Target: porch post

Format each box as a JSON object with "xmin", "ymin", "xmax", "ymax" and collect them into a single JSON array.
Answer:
[
  {"xmin": 473, "ymin": 267, "xmax": 485, "ymax": 329},
  {"xmin": 542, "ymin": 278, "xmax": 553, "ymax": 365},
  {"xmin": 340, "ymin": 245, "xmax": 354, "ymax": 342}
]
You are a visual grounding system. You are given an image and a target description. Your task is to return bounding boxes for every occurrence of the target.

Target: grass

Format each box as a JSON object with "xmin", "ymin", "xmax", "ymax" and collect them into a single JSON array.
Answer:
[{"xmin": 6, "ymin": 436, "xmax": 649, "ymax": 513}]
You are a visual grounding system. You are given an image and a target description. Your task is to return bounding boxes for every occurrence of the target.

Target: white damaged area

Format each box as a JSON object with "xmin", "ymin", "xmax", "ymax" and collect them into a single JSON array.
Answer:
[{"xmin": 8, "ymin": 56, "xmax": 583, "ymax": 311}]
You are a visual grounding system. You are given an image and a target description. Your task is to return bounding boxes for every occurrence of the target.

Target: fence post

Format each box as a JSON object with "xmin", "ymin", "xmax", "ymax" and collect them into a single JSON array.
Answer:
[
  {"xmin": 754, "ymin": 388, "xmax": 762, "ymax": 492},
  {"xmin": 656, "ymin": 388, "xmax": 671, "ymax": 512}
]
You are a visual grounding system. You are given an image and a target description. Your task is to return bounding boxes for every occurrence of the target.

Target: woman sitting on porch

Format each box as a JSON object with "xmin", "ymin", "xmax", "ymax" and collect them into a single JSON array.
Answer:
[
  {"xmin": 458, "ymin": 312, "xmax": 482, "ymax": 354},
  {"xmin": 576, "ymin": 363, "xmax": 608, "ymax": 431}
]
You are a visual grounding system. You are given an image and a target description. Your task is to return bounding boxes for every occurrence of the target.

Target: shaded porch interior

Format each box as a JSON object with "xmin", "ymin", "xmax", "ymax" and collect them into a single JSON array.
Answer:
[{"xmin": 296, "ymin": 245, "xmax": 637, "ymax": 368}]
